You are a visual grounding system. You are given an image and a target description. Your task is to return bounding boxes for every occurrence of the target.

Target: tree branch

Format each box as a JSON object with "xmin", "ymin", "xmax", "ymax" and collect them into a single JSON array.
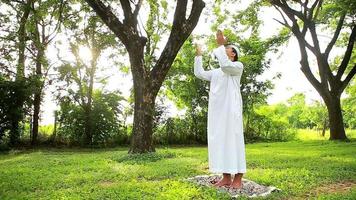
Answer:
[
  {"xmin": 325, "ymin": 13, "xmax": 346, "ymax": 58},
  {"xmin": 340, "ymin": 64, "xmax": 356, "ymax": 92},
  {"xmin": 271, "ymin": 0, "xmax": 324, "ymax": 93},
  {"xmin": 309, "ymin": 0, "xmax": 322, "ymax": 20},
  {"xmin": 296, "ymin": 36, "xmax": 323, "ymax": 92},
  {"xmin": 150, "ymin": 0, "xmax": 205, "ymax": 94},
  {"xmin": 120, "ymin": 0, "xmax": 133, "ymax": 22},
  {"xmin": 274, "ymin": 0, "xmax": 307, "ymax": 21},
  {"xmin": 133, "ymin": 0, "xmax": 143, "ymax": 19},
  {"xmin": 273, "ymin": 5, "xmax": 292, "ymax": 29},
  {"xmin": 336, "ymin": 25, "xmax": 356, "ymax": 80},
  {"xmin": 84, "ymin": 0, "xmax": 129, "ymax": 45}
]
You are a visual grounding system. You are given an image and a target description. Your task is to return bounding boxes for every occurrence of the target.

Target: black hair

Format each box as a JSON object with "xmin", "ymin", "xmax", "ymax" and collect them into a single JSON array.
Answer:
[
  {"xmin": 225, "ymin": 44, "xmax": 238, "ymax": 61},
  {"xmin": 231, "ymin": 48, "xmax": 238, "ymax": 61}
]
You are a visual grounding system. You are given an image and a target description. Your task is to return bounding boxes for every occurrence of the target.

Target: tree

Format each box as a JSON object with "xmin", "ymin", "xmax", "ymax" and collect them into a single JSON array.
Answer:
[
  {"xmin": 0, "ymin": 0, "xmax": 33, "ymax": 146},
  {"xmin": 56, "ymin": 10, "xmax": 119, "ymax": 145},
  {"xmin": 269, "ymin": 0, "xmax": 355, "ymax": 140},
  {"xmin": 56, "ymin": 90, "xmax": 126, "ymax": 146},
  {"xmin": 84, "ymin": 0, "xmax": 205, "ymax": 153},
  {"xmin": 27, "ymin": 0, "xmax": 65, "ymax": 145},
  {"xmin": 309, "ymin": 99, "xmax": 328, "ymax": 136},
  {"xmin": 286, "ymin": 93, "xmax": 313, "ymax": 128},
  {"xmin": 0, "ymin": 76, "xmax": 34, "ymax": 145}
]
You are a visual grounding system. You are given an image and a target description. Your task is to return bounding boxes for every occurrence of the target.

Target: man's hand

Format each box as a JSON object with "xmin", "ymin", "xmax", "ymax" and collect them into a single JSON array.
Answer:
[
  {"xmin": 195, "ymin": 44, "xmax": 203, "ymax": 56},
  {"xmin": 216, "ymin": 30, "xmax": 227, "ymax": 46}
]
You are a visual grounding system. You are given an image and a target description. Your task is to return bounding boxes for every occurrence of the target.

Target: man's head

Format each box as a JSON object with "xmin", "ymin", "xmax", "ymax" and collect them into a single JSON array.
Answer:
[{"xmin": 225, "ymin": 44, "xmax": 240, "ymax": 61}]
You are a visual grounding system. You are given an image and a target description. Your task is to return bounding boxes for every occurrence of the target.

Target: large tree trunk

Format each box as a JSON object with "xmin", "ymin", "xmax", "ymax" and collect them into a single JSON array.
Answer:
[
  {"xmin": 128, "ymin": 46, "xmax": 156, "ymax": 153},
  {"xmin": 128, "ymin": 80, "xmax": 156, "ymax": 153},
  {"xmin": 324, "ymin": 96, "xmax": 347, "ymax": 140}
]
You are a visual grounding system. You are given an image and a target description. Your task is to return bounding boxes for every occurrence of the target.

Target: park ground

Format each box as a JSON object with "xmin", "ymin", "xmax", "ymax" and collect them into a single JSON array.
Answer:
[{"xmin": 0, "ymin": 130, "xmax": 355, "ymax": 199}]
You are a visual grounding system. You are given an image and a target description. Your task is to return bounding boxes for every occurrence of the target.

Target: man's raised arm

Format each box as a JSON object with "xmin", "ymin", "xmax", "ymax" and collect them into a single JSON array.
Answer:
[
  {"xmin": 194, "ymin": 45, "xmax": 213, "ymax": 81},
  {"xmin": 213, "ymin": 45, "xmax": 243, "ymax": 76}
]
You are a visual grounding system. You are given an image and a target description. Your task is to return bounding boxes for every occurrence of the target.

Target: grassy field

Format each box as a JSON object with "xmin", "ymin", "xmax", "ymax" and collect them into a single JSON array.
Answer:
[{"xmin": 0, "ymin": 131, "xmax": 355, "ymax": 199}]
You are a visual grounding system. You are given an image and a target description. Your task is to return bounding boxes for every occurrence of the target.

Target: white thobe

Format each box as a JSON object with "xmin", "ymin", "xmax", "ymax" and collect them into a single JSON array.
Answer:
[{"xmin": 194, "ymin": 45, "xmax": 246, "ymax": 174}]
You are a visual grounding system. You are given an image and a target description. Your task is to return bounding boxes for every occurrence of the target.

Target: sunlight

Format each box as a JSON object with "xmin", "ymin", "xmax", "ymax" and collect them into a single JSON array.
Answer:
[{"xmin": 78, "ymin": 45, "xmax": 92, "ymax": 63}]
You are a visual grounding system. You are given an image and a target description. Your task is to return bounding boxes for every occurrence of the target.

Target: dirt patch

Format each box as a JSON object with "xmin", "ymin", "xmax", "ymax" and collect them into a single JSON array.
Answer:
[
  {"xmin": 304, "ymin": 180, "xmax": 356, "ymax": 198},
  {"xmin": 98, "ymin": 180, "xmax": 115, "ymax": 187}
]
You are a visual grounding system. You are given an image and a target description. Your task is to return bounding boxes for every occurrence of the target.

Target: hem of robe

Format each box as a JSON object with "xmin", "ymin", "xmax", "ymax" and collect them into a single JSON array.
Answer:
[{"xmin": 209, "ymin": 168, "xmax": 247, "ymax": 174}]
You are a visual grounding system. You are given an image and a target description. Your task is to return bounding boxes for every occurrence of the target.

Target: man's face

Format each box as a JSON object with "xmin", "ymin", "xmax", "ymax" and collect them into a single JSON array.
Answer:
[{"xmin": 225, "ymin": 47, "xmax": 236, "ymax": 59}]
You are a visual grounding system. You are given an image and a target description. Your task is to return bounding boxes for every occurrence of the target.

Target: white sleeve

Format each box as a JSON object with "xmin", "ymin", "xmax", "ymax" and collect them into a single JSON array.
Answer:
[
  {"xmin": 212, "ymin": 45, "xmax": 243, "ymax": 76},
  {"xmin": 194, "ymin": 56, "xmax": 213, "ymax": 81}
]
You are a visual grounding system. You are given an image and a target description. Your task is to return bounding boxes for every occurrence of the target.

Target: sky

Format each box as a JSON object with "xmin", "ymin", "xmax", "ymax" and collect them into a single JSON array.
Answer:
[{"xmin": 38, "ymin": 0, "xmax": 343, "ymax": 125}]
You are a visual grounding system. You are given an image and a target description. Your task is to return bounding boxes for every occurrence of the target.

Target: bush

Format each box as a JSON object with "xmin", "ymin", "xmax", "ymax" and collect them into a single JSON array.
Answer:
[
  {"xmin": 153, "ymin": 113, "xmax": 207, "ymax": 145},
  {"xmin": 56, "ymin": 90, "xmax": 128, "ymax": 147},
  {"xmin": 245, "ymin": 105, "xmax": 297, "ymax": 142}
]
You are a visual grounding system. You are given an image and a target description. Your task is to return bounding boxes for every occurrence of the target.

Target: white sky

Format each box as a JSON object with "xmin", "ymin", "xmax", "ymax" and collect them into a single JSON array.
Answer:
[{"xmin": 38, "ymin": 1, "xmax": 345, "ymax": 125}]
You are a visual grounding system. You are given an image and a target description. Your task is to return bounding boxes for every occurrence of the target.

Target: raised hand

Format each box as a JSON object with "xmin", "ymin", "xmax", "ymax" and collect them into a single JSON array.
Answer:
[
  {"xmin": 216, "ymin": 30, "xmax": 227, "ymax": 46},
  {"xmin": 195, "ymin": 44, "xmax": 203, "ymax": 56}
]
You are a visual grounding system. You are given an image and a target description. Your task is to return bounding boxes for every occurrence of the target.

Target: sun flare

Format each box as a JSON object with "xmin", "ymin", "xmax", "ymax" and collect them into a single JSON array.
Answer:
[{"xmin": 78, "ymin": 46, "xmax": 92, "ymax": 63}]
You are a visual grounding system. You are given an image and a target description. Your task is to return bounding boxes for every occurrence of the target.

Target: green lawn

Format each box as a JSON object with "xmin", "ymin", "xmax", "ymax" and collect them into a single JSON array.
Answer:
[{"xmin": 0, "ymin": 134, "xmax": 355, "ymax": 199}]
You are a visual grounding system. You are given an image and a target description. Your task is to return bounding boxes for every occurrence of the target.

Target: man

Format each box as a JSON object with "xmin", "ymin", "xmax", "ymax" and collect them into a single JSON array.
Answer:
[{"xmin": 194, "ymin": 30, "xmax": 246, "ymax": 189}]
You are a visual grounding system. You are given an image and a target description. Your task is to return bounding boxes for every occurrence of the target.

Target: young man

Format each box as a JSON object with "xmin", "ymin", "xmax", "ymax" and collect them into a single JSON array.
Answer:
[{"xmin": 194, "ymin": 30, "xmax": 246, "ymax": 189}]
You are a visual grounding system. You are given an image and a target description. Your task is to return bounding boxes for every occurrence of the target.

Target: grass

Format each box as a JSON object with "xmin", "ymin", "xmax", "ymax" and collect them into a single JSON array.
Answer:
[
  {"xmin": 0, "ymin": 132, "xmax": 355, "ymax": 199},
  {"xmin": 296, "ymin": 129, "xmax": 356, "ymax": 141}
]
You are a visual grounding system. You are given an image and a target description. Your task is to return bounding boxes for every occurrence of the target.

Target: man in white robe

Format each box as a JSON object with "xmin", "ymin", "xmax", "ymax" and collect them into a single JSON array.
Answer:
[{"xmin": 193, "ymin": 30, "xmax": 246, "ymax": 189}]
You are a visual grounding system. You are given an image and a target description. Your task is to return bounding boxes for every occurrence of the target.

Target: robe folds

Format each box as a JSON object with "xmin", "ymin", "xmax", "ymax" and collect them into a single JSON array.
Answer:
[{"xmin": 194, "ymin": 45, "xmax": 246, "ymax": 174}]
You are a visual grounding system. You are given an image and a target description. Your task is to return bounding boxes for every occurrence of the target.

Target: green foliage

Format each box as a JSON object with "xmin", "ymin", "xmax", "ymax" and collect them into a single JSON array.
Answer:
[
  {"xmin": 144, "ymin": 0, "xmax": 170, "ymax": 69},
  {"xmin": 57, "ymin": 90, "xmax": 127, "ymax": 146},
  {"xmin": 0, "ymin": 76, "xmax": 36, "ymax": 146},
  {"xmin": 160, "ymin": 38, "xmax": 209, "ymax": 144},
  {"xmin": 251, "ymin": 92, "xmax": 334, "ymax": 137},
  {"xmin": 286, "ymin": 93, "xmax": 314, "ymax": 128},
  {"xmin": 153, "ymin": 112, "xmax": 208, "ymax": 145},
  {"xmin": 343, "ymin": 80, "xmax": 356, "ymax": 129},
  {"xmin": 250, "ymin": 104, "xmax": 297, "ymax": 142},
  {"xmin": 160, "ymin": 0, "xmax": 295, "ymax": 144}
]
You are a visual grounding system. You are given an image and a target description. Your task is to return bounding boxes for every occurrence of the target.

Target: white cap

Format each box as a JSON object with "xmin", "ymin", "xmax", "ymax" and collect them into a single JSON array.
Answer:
[{"xmin": 226, "ymin": 44, "xmax": 240, "ymax": 58}]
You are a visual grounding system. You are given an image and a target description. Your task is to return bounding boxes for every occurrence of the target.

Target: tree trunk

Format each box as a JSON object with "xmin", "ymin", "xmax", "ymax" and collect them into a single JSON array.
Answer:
[
  {"xmin": 9, "ymin": 121, "xmax": 20, "ymax": 147},
  {"xmin": 128, "ymin": 84, "xmax": 156, "ymax": 153},
  {"xmin": 31, "ymin": 46, "xmax": 45, "ymax": 145},
  {"xmin": 31, "ymin": 89, "xmax": 41, "ymax": 145},
  {"xmin": 126, "ymin": 43, "xmax": 155, "ymax": 153},
  {"xmin": 10, "ymin": 0, "xmax": 32, "ymax": 146},
  {"xmin": 52, "ymin": 110, "xmax": 58, "ymax": 142},
  {"xmin": 325, "ymin": 96, "xmax": 347, "ymax": 140},
  {"xmin": 82, "ymin": 105, "xmax": 93, "ymax": 145},
  {"xmin": 83, "ymin": 59, "xmax": 96, "ymax": 146},
  {"xmin": 322, "ymin": 117, "xmax": 327, "ymax": 137}
]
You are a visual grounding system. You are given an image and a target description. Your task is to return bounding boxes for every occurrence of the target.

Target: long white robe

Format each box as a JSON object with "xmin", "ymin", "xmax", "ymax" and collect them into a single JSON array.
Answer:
[{"xmin": 194, "ymin": 45, "xmax": 246, "ymax": 174}]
